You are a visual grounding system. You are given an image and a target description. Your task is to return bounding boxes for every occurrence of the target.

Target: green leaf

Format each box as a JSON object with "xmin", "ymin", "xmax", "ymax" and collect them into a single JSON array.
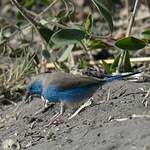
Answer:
[
  {"xmin": 110, "ymin": 54, "xmax": 120, "ymax": 72},
  {"xmin": 142, "ymin": 29, "xmax": 150, "ymax": 40},
  {"xmin": 91, "ymin": 0, "xmax": 113, "ymax": 32},
  {"xmin": 115, "ymin": 37, "xmax": 146, "ymax": 50},
  {"xmin": 123, "ymin": 50, "xmax": 132, "ymax": 72},
  {"xmin": 102, "ymin": 60, "xmax": 111, "ymax": 74},
  {"xmin": 51, "ymin": 29, "xmax": 86, "ymax": 47},
  {"xmin": 38, "ymin": 27, "xmax": 54, "ymax": 43},
  {"xmin": 41, "ymin": 0, "xmax": 50, "ymax": 5},
  {"xmin": 58, "ymin": 45, "xmax": 74, "ymax": 62},
  {"xmin": 85, "ymin": 14, "xmax": 93, "ymax": 33}
]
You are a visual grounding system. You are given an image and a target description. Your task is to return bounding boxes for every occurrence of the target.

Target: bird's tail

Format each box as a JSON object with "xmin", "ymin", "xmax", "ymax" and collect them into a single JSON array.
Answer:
[{"xmin": 104, "ymin": 71, "xmax": 141, "ymax": 83}]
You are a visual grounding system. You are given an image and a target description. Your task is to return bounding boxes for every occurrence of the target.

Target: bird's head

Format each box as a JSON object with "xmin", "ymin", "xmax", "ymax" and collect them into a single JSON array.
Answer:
[{"xmin": 25, "ymin": 80, "xmax": 43, "ymax": 100}]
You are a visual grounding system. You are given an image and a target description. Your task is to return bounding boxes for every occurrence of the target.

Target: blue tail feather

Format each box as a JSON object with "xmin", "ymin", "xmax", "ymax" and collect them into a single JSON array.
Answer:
[{"xmin": 104, "ymin": 72, "xmax": 140, "ymax": 83}]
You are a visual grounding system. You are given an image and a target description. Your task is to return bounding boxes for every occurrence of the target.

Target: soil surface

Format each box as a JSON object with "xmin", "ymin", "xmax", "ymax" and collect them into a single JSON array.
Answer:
[{"xmin": 0, "ymin": 80, "xmax": 150, "ymax": 150}]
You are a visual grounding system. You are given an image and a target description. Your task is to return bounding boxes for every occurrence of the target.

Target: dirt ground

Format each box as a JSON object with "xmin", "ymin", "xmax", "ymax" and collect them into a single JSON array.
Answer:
[{"xmin": 0, "ymin": 79, "xmax": 150, "ymax": 150}]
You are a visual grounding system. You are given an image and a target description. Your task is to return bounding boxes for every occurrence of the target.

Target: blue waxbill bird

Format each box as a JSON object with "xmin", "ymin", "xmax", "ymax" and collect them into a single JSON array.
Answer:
[{"xmin": 25, "ymin": 71, "xmax": 139, "ymax": 116}]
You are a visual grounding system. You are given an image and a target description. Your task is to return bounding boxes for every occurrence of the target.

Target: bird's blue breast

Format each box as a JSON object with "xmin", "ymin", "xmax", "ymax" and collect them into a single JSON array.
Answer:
[{"xmin": 42, "ymin": 84, "xmax": 99, "ymax": 103}]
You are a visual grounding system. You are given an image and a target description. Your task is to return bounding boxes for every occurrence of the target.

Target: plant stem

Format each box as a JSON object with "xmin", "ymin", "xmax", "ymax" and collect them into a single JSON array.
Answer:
[
  {"xmin": 10, "ymin": 0, "xmax": 59, "ymax": 72},
  {"xmin": 38, "ymin": 0, "xmax": 58, "ymax": 17},
  {"xmin": 126, "ymin": 0, "xmax": 139, "ymax": 37},
  {"xmin": 117, "ymin": 0, "xmax": 139, "ymax": 73}
]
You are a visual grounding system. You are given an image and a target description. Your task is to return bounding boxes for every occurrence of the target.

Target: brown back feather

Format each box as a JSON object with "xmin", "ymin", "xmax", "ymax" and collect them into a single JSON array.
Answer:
[{"xmin": 31, "ymin": 72, "xmax": 101, "ymax": 90}]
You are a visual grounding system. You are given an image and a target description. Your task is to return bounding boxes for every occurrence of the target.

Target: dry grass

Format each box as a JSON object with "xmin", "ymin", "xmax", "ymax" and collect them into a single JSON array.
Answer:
[{"xmin": 0, "ymin": 52, "xmax": 35, "ymax": 96}]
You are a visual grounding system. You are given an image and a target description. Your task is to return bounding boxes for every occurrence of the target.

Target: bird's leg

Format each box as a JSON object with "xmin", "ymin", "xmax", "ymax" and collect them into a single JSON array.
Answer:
[
  {"xmin": 41, "ymin": 96, "xmax": 48, "ymax": 108},
  {"xmin": 60, "ymin": 101, "xmax": 65, "ymax": 114},
  {"xmin": 34, "ymin": 96, "xmax": 54, "ymax": 115}
]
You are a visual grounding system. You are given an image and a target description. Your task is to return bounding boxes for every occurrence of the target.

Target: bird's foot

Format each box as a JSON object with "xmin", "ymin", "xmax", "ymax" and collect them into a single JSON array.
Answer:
[
  {"xmin": 34, "ymin": 104, "xmax": 54, "ymax": 115},
  {"xmin": 45, "ymin": 113, "xmax": 63, "ymax": 127}
]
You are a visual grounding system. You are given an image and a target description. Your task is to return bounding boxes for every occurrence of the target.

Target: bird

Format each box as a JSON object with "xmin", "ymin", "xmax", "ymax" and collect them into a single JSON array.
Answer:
[{"xmin": 25, "ymin": 71, "xmax": 139, "ymax": 117}]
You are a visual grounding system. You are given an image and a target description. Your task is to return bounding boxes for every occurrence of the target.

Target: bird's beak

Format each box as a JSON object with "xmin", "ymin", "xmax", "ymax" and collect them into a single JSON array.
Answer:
[
  {"xmin": 24, "ymin": 92, "xmax": 33, "ymax": 102},
  {"xmin": 25, "ymin": 91, "xmax": 30, "ymax": 100}
]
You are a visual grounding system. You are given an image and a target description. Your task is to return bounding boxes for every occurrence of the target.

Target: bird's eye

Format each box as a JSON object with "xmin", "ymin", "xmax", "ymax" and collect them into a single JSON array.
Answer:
[{"xmin": 30, "ymin": 86, "xmax": 34, "ymax": 91}]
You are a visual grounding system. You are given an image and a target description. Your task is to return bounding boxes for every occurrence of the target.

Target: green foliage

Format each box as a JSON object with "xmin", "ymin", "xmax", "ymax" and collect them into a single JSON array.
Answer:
[
  {"xmin": 101, "ymin": 54, "xmax": 120, "ymax": 74},
  {"xmin": 2, "ymin": 0, "xmax": 148, "ymax": 91},
  {"xmin": 91, "ymin": 0, "xmax": 113, "ymax": 32},
  {"xmin": 115, "ymin": 36, "xmax": 146, "ymax": 73},
  {"xmin": 51, "ymin": 29, "xmax": 86, "ymax": 47},
  {"xmin": 20, "ymin": 0, "xmax": 50, "ymax": 9},
  {"xmin": 1, "ymin": 0, "xmax": 149, "ymax": 99},
  {"xmin": 115, "ymin": 37, "xmax": 146, "ymax": 50},
  {"xmin": 110, "ymin": 54, "xmax": 120, "ymax": 72},
  {"xmin": 101, "ymin": 60, "xmax": 111, "ymax": 74},
  {"xmin": 142, "ymin": 29, "xmax": 150, "ymax": 40},
  {"xmin": 20, "ymin": 0, "xmax": 35, "ymax": 9},
  {"xmin": 38, "ymin": 27, "xmax": 54, "ymax": 43},
  {"xmin": 122, "ymin": 50, "xmax": 132, "ymax": 72},
  {"xmin": 78, "ymin": 58, "xmax": 88, "ymax": 69},
  {"xmin": 85, "ymin": 14, "xmax": 93, "ymax": 34}
]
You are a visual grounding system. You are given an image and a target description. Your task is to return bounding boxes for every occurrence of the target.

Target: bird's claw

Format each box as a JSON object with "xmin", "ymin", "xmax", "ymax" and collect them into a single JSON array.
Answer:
[{"xmin": 45, "ymin": 113, "xmax": 63, "ymax": 127}]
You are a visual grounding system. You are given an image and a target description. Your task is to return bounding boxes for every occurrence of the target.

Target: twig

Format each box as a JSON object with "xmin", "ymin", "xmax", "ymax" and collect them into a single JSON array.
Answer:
[
  {"xmin": 68, "ymin": 98, "xmax": 92, "ymax": 120},
  {"xmin": 115, "ymin": 13, "xmax": 150, "ymax": 28},
  {"xmin": 96, "ymin": 57, "xmax": 150, "ymax": 64},
  {"xmin": 10, "ymin": 0, "xmax": 40, "ymax": 27},
  {"xmin": 106, "ymin": 88, "xmax": 111, "ymax": 101},
  {"xmin": 114, "ymin": 114, "xmax": 150, "ymax": 122},
  {"xmin": 38, "ymin": 0, "xmax": 58, "ymax": 17},
  {"xmin": 80, "ymin": 41, "xmax": 100, "ymax": 71},
  {"xmin": 126, "ymin": 0, "xmax": 139, "ymax": 37},
  {"xmin": 142, "ymin": 88, "xmax": 150, "ymax": 107},
  {"xmin": 80, "ymin": 41, "xmax": 93, "ymax": 61},
  {"xmin": 62, "ymin": 0, "xmax": 69, "ymax": 18},
  {"xmin": 125, "ymin": 0, "xmax": 130, "ymax": 16},
  {"xmin": 34, "ymin": 104, "xmax": 54, "ymax": 115}
]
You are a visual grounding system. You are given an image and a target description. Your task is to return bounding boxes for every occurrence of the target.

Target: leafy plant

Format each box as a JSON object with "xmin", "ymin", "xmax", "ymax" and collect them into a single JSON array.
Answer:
[
  {"xmin": 91, "ymin": 0, "xmax": 113, "ymax": 32},
  {"xmin": 115, "ymin": 36, "xmax": 146, "ymax": 72},
  {"xmin": 1, "ymin": 0, "xmax": 149, "ymax": 97}
]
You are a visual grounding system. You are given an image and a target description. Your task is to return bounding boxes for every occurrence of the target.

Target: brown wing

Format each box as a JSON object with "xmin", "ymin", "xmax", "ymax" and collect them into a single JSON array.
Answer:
[{"xmin": 33, "ymin": 72, "xmax": 101, "ymax": 90}]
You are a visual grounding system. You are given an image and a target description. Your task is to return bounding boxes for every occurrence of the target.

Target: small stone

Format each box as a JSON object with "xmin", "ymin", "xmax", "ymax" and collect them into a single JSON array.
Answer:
[
  {"xmin": 2, "ymin": 139, "xmax": 20, "ymax": 150},
  {"xmin": 97, "ymin": 133, "xmax": 101, "ymax": 137}
]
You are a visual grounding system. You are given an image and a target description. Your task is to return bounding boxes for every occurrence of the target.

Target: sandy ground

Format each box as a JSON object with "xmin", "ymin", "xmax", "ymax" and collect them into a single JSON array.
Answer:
[{"xmin": 0, "ymin": 80, "xmax": 150, "ymax": 150}]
